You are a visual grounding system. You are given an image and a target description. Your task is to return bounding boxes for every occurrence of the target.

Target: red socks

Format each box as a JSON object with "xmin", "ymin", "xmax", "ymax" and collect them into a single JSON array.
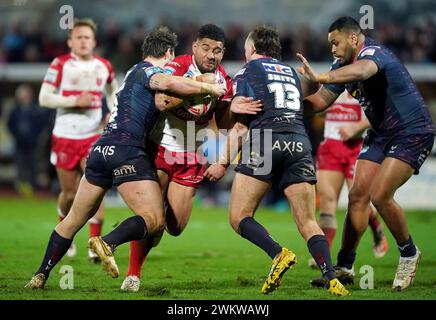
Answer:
[{"xmin": 127, "ymin": 239, "xmax": 153, "ymax": 278}]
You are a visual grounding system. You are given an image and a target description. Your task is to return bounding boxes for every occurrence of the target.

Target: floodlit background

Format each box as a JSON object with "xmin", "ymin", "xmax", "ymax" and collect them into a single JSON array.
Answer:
[{"xmin": 0, "ymin": 0, "xmax": 436, "ymax": 301}]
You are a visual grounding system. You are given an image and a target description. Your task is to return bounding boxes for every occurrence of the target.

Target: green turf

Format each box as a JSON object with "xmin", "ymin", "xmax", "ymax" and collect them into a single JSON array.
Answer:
[{"xmin": 0, "ymin": 197, "xmax": 435, "ymax": 300}]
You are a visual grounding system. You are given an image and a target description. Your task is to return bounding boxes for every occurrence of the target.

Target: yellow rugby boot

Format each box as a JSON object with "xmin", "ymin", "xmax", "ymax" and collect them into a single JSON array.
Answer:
[
  {"xmin": 327, "ymin": 278, "xmax": 350, "ymax": 296},
  {"xmin": 261, "ymin": 247, "xmax": 297, "ymax": 294},
  {"xmin": 88, "ymin": 236, "xmax": 119, "ymax": 278},
  {"xmin": 25, "ymin": 273, "xmax": 46, "ymax": 289}
]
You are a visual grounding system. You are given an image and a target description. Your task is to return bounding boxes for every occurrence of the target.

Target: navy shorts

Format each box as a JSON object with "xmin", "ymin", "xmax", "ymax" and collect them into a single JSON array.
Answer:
[
  {"xmin": 235, "ymin": 131, "xmax": 317, "ymax": 191},
  {"xmin": 358, "ymin": 130, "xmax": 435, "ymax": 174},
  {"xmin": 85, "ymin": 144, "xmax": 157, "ymax": 189}
]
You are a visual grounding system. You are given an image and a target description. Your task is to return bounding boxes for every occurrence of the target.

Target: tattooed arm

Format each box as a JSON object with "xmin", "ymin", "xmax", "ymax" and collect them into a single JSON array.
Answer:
[{"xmin": 303, "ymin": 86, "xmax": 340, "ymax": 114}]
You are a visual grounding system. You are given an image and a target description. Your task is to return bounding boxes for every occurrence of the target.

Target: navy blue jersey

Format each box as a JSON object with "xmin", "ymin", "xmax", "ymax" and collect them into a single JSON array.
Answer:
[
  {"xmin": 97, "ymin": 61, "xmax": 163, "ymax": 147},
  {"xmin": 233, "ymin": 57, "xmax": 307, "ymax": 135},
  {"xmin": 325, "ymin": 37, "xmax": 435, "ymax": 137}
]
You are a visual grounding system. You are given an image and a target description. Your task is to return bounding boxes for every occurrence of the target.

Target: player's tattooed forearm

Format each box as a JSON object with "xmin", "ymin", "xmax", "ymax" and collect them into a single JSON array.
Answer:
[{"xmin": 319, "ymin": 87, "xmax": 339, "ymax": 106}]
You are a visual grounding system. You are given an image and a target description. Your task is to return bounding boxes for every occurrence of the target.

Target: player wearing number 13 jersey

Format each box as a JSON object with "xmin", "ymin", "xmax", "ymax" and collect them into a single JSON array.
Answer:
[
  {"xmin": 227, "ymin": 26, "xmax": 349, "ymax": 296},
  {"xmin": 233, "ymin": 42, "xmax": 313, "ymax": 188}
]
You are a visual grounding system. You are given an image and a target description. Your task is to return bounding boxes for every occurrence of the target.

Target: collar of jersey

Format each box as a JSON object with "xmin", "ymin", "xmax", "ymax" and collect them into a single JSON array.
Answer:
[{"xmin": 70, "ymin": 52, "xmax": 95, "ymax": 62}]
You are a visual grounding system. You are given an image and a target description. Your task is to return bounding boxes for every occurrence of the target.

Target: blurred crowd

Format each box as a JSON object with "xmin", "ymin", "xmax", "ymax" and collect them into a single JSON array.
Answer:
[{"xmin": 1, "ymin": 18, "xmax": 436, "ymax": 73}]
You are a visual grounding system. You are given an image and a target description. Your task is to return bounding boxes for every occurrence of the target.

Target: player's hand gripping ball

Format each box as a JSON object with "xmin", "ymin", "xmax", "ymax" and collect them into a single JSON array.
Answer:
[{"xmin": 184, "ymin": 73, "xmax": 216, "ymax": 116}]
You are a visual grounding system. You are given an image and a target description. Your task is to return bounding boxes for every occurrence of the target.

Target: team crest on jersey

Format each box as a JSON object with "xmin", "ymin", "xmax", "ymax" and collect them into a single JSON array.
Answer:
[
  {"xmin": 96, "ymin": 77, "xmax": 103, "ymax": 86},
  {"xmin": 44, "ymin": 68, "xmax": 58, "ymax": 83},
  {"xmin": 70, "ymin": 77, "xmax": 79, "ymax": 85},
  {"xmin": 359, "ymin": 46, "xmax": 380, "ymax": 57},
  {"xmin": 215, "ymin": 71, "xmax": 226, "ymax": 85},
  {"xmin": 360, "ymin": 48, "xmax": 375, "ymax": 57},
  {"xmin": 262, "ymin": 63, "xmax": 293, "ymax": 75}
]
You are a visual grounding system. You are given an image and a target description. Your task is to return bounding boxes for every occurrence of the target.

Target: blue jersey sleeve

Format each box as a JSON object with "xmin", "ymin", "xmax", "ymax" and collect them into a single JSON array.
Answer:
[
  {"xmin": 233, "ymin": 64, "xmax": 256, "ymax": 99},
  {"xmin": 323, "ymin": 59, "xmax": 345, "ymax": 94},
  {"xmin": 142, "ymin": 65, "xmax": 165, "ymax": 89},
  {"xmin": 357, "ymin": 46, "xmax": 388, "ymax": 70},
  {"xmin": 163, "ymin": 66, "xmax": 176, "ymax": 75}
]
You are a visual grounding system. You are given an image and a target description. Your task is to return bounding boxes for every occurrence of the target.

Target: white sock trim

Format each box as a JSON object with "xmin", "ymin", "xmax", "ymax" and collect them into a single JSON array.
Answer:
[
  {"xmin": 57, "ymin": 207, "xmax": 66, "ymax": 218},
  {"xmin": 88, "ymin": 217, "xmax": 101, "ymax": 224}
]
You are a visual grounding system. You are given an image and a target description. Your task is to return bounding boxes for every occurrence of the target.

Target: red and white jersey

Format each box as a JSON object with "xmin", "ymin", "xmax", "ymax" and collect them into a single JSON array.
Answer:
[
  {"xmin": 150, "ymin": 54, "xmax": 233, "ymax": 152},
  {"xmin": 43, "ymin": 53, "xmax": 115, "ymax": 139},
  {"xmin": 324, "ymin": 91, "xmax": 365, "ymax": 140}
]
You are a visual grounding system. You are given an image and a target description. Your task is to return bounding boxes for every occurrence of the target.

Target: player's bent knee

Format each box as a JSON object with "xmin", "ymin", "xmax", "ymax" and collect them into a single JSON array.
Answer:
[
  {"xmin": 165, "ymin": 223, "xmax": 184, "ymax": 237},
  {"xmin": 348, "ymin": 187, "xmax": 369, "ymax": 205},
  {"xmin": 140, "ymin": 212, "xmax": 165, "ymax": 236},
  {"xmin": 228, "ymin": 213, "xmax": 250, "ymax": 234},
  {"xmin": 60, "ymin": 191, "xmax": 77, "ymax": 204},
  {"xmin": 154, "ymin": 218, "xmax": 166, "ymax": 235},
  {"xmin": 318, "ymin": 188, "xmax": 336, "ymax": 204},
  {"xmin": 151, "ymin": 229, "xmax": 164, "ymax": 247},
  {"xmin": 369, "ymin": 190, "xmax": 390, "ymax": 211},
  {"xmin": 165, "ymin": 217, "xmax": 189, "ymax": 236}
]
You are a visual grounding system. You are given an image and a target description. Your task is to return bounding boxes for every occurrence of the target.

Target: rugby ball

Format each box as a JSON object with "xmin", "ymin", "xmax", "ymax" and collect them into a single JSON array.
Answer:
[{"xmin": 184, "ymin": 73, "xmax": 216, "ymax": 116}]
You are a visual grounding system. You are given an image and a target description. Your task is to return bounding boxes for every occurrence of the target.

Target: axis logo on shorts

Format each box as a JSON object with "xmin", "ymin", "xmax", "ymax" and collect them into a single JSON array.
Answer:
[
  {"xmin": 93, "ymin": 145, "xmax": 115, "ymax": 161},
  {"xmin": 272, "ymin": 140, "xmax": 303, "ymax": 154},
  {"xmin": 113, "ymin": 165, "xmax": 137, "ymax": 177}
]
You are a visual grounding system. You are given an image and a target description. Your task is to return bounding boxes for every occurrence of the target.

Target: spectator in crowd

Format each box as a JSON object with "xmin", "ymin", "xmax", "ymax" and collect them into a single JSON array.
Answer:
[{"xmin": 7, "ymin": 84, "xmax": 50, "ymax": 196}]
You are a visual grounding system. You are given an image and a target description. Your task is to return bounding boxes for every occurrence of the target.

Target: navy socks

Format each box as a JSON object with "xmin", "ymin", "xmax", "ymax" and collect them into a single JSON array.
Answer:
[
  {"xmin": 102, "ymin": 215, "xmax": 148, "ymax": 250},
  {"xmin": 238, "ymin": 217, "xmax": 282, "ymax": 259},
  {"xmin": 308, "ymin": 234, "xmax": 336, "ymax": 280},
  {"xmin": 36, "ymin": 230, "xmax": 72, "ymax": 277}
]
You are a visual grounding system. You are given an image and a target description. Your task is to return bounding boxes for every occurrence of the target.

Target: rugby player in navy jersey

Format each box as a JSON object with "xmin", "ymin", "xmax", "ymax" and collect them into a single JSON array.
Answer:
[
  {"xmin": 226, "ymin": 25, "xmax": 349, "ymax": 296},
  {"xmin": 25, "ymin": 26, "xmax": 226, "ymax": 289},
  {"xmin": 297, "ymin": 17, "xmax": 435, "ymax": 291}
]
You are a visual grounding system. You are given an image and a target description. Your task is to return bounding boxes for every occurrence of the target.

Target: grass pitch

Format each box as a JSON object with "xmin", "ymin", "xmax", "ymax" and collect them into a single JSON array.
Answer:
[{"xmin": 0, "ymin": 197, "xmax": 435, "ymax": 300}]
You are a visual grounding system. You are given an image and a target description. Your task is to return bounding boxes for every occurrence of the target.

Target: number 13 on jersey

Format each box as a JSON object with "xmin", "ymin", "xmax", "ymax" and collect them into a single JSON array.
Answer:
[{"xmin": 267, "ymin": 82, "xmax": 301, "ymax": 111}]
